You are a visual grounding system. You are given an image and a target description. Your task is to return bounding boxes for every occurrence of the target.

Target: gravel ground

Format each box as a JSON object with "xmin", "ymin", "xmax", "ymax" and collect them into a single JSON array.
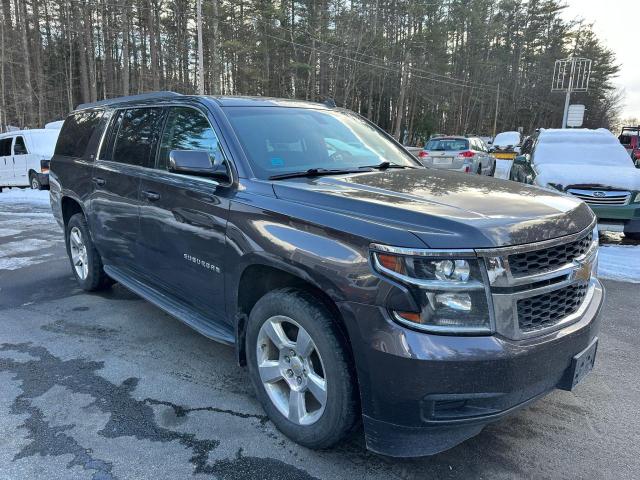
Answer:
[{"xmin": 0, "ymin": 188, "xmax": 639, "ymax": 480}]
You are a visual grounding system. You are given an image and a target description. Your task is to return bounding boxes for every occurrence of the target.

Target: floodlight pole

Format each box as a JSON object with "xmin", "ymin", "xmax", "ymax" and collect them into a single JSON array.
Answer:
[{"xmin": 561, "ymin": 59, "xmax": 575, "ymax": 129}]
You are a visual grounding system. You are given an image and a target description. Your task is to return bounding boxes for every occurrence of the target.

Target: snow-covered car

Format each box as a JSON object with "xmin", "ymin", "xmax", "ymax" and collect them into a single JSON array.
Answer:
[
  {"xmin": 510, "ymin": 128, "xmax": 640, "ymax": 240},
  {"xmin": 0, "ymin": 127, "xmax": 61, "ymax": 191},
  {"xmin": 491, "ymin": 131, "xmax": 522, "ymax": 160},
  {"xmin": 418, "ymin": 136, "xmax": 495, "ymax": 175}
]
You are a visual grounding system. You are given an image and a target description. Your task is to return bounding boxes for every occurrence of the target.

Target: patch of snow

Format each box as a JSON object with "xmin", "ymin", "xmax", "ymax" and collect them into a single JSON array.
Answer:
[
  {"xmin": 531, "ymin": 128, "xmax": 640, "ymax": 190},
  {"xmin": 598, "ymin": 245, "xmax": 640, "ymax": 283},
  {"xmin": 0, "ymin": 238, "xmax": 52, "ymax": 257},
  {"xmin": 535, "ymin": 128, "xmax": 633, "ymax": 167},
  {"xmin": 535, "ymin": 164, "xmax": 640, "ymax": 191},
  {"xmin": 0, "ymin": 256, "xmax": 47, "ymax": 271},
  {"xmin": 0, "ymin": 228, "xmax": 22, "ymax": 237},
  {"xmin": 0, "ymin": 188, "xmax": 51, "ymax": 207},
  {"xmin": 494, "ymin": 159, "xmax": 513, "ymax": 179}
]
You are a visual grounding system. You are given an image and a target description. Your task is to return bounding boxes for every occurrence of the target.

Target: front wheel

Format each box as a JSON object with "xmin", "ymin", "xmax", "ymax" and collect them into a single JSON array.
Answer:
[{"xmin": 246, "ymin": 288, "xmax": 358, "ymax": 449}]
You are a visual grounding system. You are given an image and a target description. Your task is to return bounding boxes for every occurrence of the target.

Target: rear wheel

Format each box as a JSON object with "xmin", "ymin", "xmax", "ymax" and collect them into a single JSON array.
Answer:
[
  {"xmin": 30, "ymin": 173, "xmax": 41, "ymax": 190},
  {"xmin": 246, "ymin": 288, "xmax": 358, "ymax": 449},
  {"xmin": 65, "ymin": 213, "xmax": 113, "ymax": 291}
]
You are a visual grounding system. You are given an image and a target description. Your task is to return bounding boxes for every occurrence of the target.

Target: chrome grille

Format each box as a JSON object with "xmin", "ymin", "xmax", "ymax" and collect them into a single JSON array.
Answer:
[
  {"xmin": 517, "ymin": 282, "xmax": 589, "ymax": 332},
  {"xmin": 480, "ymin": 223, "xmax": 598, "ymax": 340},
  {"xmin": 567, "ymin": 188, "xmax": 631, "ymax": 206},
  {"xmin": 508, "ymin": 231, "xmax": 593, "ymax": 277}
]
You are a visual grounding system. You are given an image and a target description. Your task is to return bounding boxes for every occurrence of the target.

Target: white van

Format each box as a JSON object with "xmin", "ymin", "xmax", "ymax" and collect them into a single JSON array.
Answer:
[{"xmin": 0, "ymin": 128, "xmax": 61, "ymax": 191}]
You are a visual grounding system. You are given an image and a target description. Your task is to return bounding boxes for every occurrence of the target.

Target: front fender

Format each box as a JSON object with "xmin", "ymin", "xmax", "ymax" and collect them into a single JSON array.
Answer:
[{"xmin": 223, "ymin": 194, "xmax": 418, "ymax": 324}]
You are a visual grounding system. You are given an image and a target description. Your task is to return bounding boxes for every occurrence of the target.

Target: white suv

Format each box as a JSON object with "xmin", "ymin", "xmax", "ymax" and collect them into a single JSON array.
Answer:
[{"xmin": 0, "ymin": 128, "xmax": 60, "ymax": 191}]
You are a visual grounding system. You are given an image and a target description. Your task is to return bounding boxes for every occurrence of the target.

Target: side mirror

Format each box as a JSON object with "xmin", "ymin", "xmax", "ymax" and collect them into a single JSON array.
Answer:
[{"xmin": 168, "ymin": 150, "xmax": 223, "ymax": 178}]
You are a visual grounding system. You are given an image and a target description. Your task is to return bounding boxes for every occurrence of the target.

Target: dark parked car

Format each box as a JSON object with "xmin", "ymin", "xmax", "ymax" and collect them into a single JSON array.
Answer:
[{"xmin": 50, "ymin": 92, "xmax": 603, "ymax": 457}]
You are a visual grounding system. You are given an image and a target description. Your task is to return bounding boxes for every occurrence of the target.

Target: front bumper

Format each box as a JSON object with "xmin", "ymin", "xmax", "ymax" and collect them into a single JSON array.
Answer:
[
  {"xmin": 338, "ymin": 279, "xmax": 604, "ymax": 457},
  {"xmin": 590, "ymin": 204, "xmax": 640, "ymax": 234}
]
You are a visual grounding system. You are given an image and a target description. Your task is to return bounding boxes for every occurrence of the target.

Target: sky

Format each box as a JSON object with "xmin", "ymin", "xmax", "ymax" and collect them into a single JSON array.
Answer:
[{"xmin": 562, "ymin": 0, "xmax": 639, "ymax": 120}]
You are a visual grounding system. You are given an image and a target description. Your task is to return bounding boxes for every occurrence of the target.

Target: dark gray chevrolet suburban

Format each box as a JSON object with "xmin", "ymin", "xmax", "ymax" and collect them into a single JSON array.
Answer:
[{"xmin": 50, "ymin": 92, "xmax": 604, "ymax": 457}]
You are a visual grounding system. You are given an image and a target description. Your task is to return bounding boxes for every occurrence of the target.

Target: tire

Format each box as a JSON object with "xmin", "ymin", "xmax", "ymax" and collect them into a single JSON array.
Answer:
[
  {"xmin": 65, "ymin": 213, "xmax": 113, "ymax": 291},
  {"xmin": 246, "ymin": 288, "xmax": 359, "ymax": 449},
  {"xmin": 624, "ymin": 232, "xmax": 640, "ymax": 241},
  {"xmin": 30, "ymin": 173, "xmax": 41, "ymax": 190},
  {"xmin": 489, "ymin": 160, "xmax": 496, "ymax": 176}
]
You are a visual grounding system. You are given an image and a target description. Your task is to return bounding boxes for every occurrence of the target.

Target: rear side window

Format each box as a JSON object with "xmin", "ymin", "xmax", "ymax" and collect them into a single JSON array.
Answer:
[
  {"xmin": 0, "ymin": 138, "xmax": 12, "ymax": 156},
  {"xmin": 55, "ymin": 110, "xmax": 104, "ymax": 157},
  {"xmin": 112, "ymin": 108, "xmax": 164, "ymax": 167},
  {"xmin": 13, "ymin": 136, "xmax": 28, "ymax": 155}
]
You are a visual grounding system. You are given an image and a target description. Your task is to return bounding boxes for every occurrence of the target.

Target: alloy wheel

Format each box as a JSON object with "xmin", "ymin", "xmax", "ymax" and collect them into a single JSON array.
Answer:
[
  {"xmin": 256, "ymin": 315, "xmax": 327, "ymax": 425},
  {"xmin": 69, "ymin": 226, "xmax": 89, "ymax": 280}
]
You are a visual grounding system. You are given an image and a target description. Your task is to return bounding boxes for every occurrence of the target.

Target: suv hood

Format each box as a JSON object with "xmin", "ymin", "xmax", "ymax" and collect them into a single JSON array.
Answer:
[
  {"xmin": 272, "ymin": 169, "xmax": 594, "ymax": 249},
  {"xmin": 535, "ymin": 163, "xmax": 640, "ymax": 192}
]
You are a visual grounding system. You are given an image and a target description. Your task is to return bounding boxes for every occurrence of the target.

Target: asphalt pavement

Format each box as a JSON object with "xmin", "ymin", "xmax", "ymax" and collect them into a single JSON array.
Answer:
[{"xmin": 0, "ymin": 192, "xmax": 639, "ymax": 480}]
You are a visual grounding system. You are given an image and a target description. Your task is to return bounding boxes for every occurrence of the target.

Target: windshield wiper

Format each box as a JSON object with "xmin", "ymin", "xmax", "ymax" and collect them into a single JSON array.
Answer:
[
  {"xmin": 269, "ymin": 167, "xmax": 371, "ymax": 180},
  {"xmin": 360, "ymin": 161, "xmax": 415, "ymax": 170}
]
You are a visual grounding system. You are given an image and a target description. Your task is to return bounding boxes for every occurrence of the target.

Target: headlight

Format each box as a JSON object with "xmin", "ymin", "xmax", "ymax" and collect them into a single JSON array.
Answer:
[
  {"xmin": 371, "ymin": 247, "xmax": 492, "ymax": 334},
  {"xmin": 634, "ymin": 192, "xmax": 640, "ymax": 203}
]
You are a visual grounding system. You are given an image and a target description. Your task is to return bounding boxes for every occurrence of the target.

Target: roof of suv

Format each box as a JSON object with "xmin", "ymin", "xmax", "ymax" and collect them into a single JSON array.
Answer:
[{"xmin": 75, "ymin": 91, "xmax": 332, "ymax": 111}]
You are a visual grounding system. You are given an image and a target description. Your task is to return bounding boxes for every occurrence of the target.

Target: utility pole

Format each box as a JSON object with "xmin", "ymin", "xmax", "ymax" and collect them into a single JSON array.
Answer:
[
  {"xmin": 196, "ymin": 0, "xmax": 204, "ymax": 95},
  {"xmin": 492, "ymin": 82, "xmax": 500, "ymax": 138}
]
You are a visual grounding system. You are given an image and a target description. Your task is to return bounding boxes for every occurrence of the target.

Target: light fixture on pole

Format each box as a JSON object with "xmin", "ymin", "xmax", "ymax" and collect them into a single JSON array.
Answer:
[{"xmin": 551, "ymin": 57, "xmax": 592, "ymax": 128}]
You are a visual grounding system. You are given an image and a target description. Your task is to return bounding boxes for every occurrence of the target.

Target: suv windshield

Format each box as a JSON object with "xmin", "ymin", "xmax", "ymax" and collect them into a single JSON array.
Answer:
[
  {"xmin": 224, "ymin": 106, "xmax": 418, "ymax": 179},
  {"xmin": 424, "ymin": 138, "xmax": 468, "ymax": 151}
]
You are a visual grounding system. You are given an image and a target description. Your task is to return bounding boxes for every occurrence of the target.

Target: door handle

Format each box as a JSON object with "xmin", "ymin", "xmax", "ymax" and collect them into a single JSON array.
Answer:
[
  {"xmin": 92, "ymin": 177, "xmax": 106, "ymax": 186},
  {"xmin": 142, "ymin": 190, "xmax": 160, "ymax": 201}
]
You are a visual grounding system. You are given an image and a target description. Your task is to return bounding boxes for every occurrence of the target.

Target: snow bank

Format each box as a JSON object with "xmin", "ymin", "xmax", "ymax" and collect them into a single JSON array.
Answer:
[
  {"xmin": 0, "ymin": 188, "xmax": 51, "ymax": 207},
  {"xmin": 598, "ymin": 245, "xmax": 640, "ymax": 283}
]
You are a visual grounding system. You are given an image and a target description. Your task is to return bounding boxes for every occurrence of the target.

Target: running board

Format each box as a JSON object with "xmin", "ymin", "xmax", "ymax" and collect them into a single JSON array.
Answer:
[{"xmin": 104, "ymin": 265, "xmax": 235, "ymax": 345}]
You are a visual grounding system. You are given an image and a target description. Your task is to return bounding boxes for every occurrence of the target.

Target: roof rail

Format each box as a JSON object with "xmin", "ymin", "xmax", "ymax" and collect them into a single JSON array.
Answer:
[{"xmin": 76, "ymin": 91, "xmax": 182, "ymax": 110}]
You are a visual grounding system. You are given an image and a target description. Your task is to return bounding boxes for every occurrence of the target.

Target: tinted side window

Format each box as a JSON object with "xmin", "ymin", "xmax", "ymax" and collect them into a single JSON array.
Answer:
[
  {"xmin": 158, "ymin": 107, "xmax": 226, "ymax": 171},
  {"xmin": 55, "ymin": 110, "xmax": 104, "ymax": 157},
  {"xmin": 13, "ymin": 136, "xmax": 28, "ymax": 155},
  {"xmin": 112, "ymin": 108, "xmax": 163, "ymax": 167},
  {"xmin": 0, "ymin": 138, "xmax": 12, "ymax": 156}
]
